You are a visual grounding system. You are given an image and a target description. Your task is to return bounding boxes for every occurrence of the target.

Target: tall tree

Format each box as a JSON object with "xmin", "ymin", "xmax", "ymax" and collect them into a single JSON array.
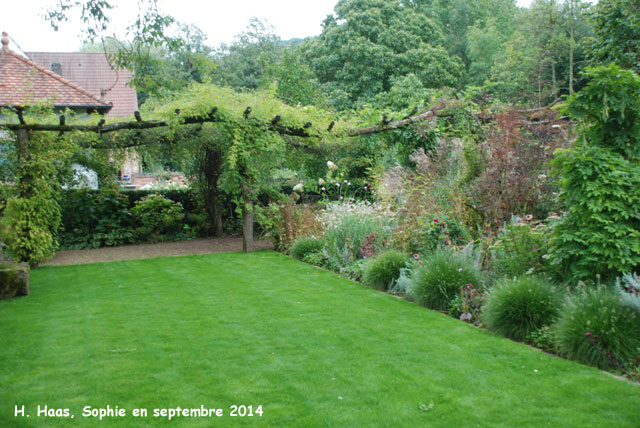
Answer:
[
  {"xmin": 414, "ymin": 0, "xmax": 518, "ymax": 75},
  {"xmin": 213, "ymin": 18, "xmax": 282, "ymax": 90},
  {"xmin": 301, "ymin": 0, "xmax": 464, "ymax": 110},
  {"xmin": 551, "ymin": 65, "xmax": 640, "ymax": 281},
  {"xmin": 260, "ymin": 49, "xmax": 327, "ymax": 107},
  {"xmin": 586, "ymin": 0, "xmax": 640, "ymax": 73},
  {"xmin": 487, "ymin": 0, "xmax": 591, "ymax": 104}
]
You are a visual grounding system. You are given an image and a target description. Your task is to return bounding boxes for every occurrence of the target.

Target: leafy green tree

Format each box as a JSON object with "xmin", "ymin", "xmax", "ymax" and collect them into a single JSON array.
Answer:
[
  {"xmin": 487, "ymin": 0, "xmax": 591, "ymax": 104},
  {"xmin": 302, "ymin": 0, "xmax": 464, "ymax": 109},
  {"xmin": 214, "ymin": 18, "xmax": 282, "ymax": 90},
  {"xmin": 586, "ymin": 0, "xmax": 640, "ymax": 72},
  {"xmin": 260, "ymin": 49, "xmax": 326, "ymax": 107},
  {"xmin": 551, "ymin": 65, "xmax": 640, "ymax": 281},
  {"xmin": 467, "ymin": 17, "xmax": 514, "ymax": 86},
  {"xmin": 414, "ymin": 0, "xmax": 517, "ymax": 74},
  {"xmin": 488, "ymin": 31, "xmax": 543, "ymax": 103}
]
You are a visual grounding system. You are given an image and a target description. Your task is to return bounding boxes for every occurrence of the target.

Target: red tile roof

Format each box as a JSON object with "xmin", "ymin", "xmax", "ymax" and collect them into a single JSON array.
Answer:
[
  {"xmin": 0, "ymin": 33, "xmax": 111, "ymax": 112},
  {"xmin": 27, "ymin": 52, "xmax": 138, "ymax": 118}
]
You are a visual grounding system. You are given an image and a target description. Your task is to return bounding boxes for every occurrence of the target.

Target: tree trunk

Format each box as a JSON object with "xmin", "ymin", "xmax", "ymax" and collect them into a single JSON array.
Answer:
[
  {"xmin": 241, "ymin": 181, "xmax": 254, "ymax": 253},
  {"xmin": 551, "ymin": 59, "xmax": 558, "ymax": 99},
  {"xmin": 201, "ymin": 146, "xmax": 224, "ymax": 237},
  {"xmin": 537, "ymin": 64, "xmax": 543, "ymax": 109},
  {"xmin": 569, "ymin": 0, "xmax": 575, "ymax": 96}
]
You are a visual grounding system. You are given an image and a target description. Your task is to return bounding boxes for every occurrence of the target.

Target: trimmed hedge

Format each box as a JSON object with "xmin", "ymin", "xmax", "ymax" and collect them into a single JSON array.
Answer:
[{"xmin": 57, "ymin": 185, "xmax": 300, "ymax": 249}]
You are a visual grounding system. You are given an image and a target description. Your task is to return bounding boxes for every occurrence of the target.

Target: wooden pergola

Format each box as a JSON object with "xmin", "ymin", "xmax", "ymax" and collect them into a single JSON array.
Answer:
[{"xmin": 1, "ymin": 103, "xmax": 446, "ymax": 253}]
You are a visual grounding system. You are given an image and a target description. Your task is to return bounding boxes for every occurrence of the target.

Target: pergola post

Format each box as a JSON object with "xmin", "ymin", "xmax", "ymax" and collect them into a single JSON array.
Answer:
[
  {"xmin": 241, "ymin": 181, "xmax": 254, "ymax": 253},
  {"xmin": 15, "ymin": 129, "xmax": 32, "ymax": 198}
]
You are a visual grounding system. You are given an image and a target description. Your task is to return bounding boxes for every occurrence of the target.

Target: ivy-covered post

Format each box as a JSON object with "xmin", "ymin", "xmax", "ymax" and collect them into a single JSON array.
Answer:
[
  {"xmin": 2, "ymin": 127, "xmax": 72, "ymax": 265},
  {"xmin": 15, "ymin": 129, "xmax": 31, "ymax": 197}
]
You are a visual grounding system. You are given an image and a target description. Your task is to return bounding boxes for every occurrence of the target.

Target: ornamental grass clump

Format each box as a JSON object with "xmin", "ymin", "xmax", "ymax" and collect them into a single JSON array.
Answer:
[
  {"xmin": 554, "ymin": 287, "xmax": 640, "ymax": 370},
  {"xmin": 290, "ymin": 236, "xmax": 325, "ymax": 261},
  {"xmin": 411, "ymin": 249, "xmax": 484, "ymax": 310},
  {"xmin": 362, "ymin": 250, "xmax": 409, "ymax": 291},
  {"xmin": 483, "ymin": 276, "xmax": 562, "ymax": 341}
]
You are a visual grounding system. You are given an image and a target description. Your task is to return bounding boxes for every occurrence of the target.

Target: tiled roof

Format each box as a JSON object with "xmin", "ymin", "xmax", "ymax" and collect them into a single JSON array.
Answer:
[
  {"xmin": 28, "ymin": 52, "xmax": 139, "ymax": 118},
  {"xmin": 0, "ymin": 33, "xmax": 111, "ymax": 112}
]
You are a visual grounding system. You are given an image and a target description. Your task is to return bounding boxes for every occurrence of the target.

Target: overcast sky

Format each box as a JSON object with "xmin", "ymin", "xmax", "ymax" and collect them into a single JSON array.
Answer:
[{"xmin": 3, "ymin": 0, "xmax": 534, "ymax": 53}]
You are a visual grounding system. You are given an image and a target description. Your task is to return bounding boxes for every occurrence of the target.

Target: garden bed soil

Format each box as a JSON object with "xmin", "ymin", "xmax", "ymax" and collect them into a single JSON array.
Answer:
[{"xmin": 39, "ymin": 237, "xmax": 274, "ymax": 266}]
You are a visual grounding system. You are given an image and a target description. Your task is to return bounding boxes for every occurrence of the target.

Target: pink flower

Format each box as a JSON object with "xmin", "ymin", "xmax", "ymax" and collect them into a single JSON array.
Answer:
[
  {"xmin": 433, "ymin": 218, "xmax": 439, "ymax": 223},
  {"xmin": 458, "ymin": 268, "xmax": 463, "ymax": 272},
  {"xmin": 413, "ymin": 254, "xmax": 420, "ymax": 260}
]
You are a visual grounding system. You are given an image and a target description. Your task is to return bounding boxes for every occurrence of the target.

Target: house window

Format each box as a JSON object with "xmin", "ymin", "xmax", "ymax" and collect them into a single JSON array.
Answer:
[{"xmin": 51, "ymin": 63, "xmax": 62, "ymax": 75}]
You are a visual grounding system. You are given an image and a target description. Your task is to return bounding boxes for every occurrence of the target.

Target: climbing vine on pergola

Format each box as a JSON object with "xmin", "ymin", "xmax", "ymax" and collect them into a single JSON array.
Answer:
[{"xmin": 0, "ymin": 83, "xmax": 446, "ymax": 262}]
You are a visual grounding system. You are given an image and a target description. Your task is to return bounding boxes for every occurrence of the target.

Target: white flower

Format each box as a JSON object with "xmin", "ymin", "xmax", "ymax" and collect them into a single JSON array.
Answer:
[
  {"xmin": 336, "ymin": 183, "xmax": 340, "ymax": 187},
  {"xmin": 293, "ymin": 183, "xmax": 304, "ymax": 192},
  {"xmin": 327, "ymin": 161, "xmax": 338, "ymax": 171}
]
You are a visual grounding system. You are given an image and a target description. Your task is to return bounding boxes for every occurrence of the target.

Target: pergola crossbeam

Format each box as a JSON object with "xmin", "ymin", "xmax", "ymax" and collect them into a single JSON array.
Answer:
[{"xmin": 0, "ymin": 104, "xmax": 448, "ymax": 139}]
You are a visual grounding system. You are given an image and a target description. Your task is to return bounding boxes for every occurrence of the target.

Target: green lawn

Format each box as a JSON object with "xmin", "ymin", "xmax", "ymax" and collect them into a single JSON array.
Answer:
[{"xmin": 1, "ymin": 251, "xmax": 638, "ymax": 427}]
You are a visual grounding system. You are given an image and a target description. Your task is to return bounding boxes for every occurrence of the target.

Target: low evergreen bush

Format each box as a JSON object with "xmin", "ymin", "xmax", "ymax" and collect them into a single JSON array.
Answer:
[
  {"xmin": 362, "ymin": 250, "xmax": 409, "ymax": 290},
  {"xmin": 131, "ymin": 194, "xmax": 184, "ymax": 240},
  {"xmin": 290, "ymin": 236, "xmax": 325, "ymax": 260},
  {"xmin": 483, "ymin": 276, "xmax": 562, "ymax": 341},
  {"xmin": 411, "ymin": 250, "xmax": 484, "ymax": 310},
  {"xmin": 554, "ymin": 287, "xmax": 640, "ymax": 369},
  {"xmin": 59, "ymin": 187, "xmax": 136, "ymax": 249}
]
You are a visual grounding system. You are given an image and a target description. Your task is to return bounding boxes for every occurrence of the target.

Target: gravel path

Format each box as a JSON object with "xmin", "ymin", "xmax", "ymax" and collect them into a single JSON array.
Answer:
[{"xmin": 39, "ymin": 237, "xmax": 274, "ymax": 266}]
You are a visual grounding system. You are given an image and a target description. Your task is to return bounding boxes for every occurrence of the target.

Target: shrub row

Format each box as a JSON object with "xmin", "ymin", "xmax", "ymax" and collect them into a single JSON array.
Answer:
[{"xmin": 58, "ymin": 188, "xmax": 220, "ymax": 249}]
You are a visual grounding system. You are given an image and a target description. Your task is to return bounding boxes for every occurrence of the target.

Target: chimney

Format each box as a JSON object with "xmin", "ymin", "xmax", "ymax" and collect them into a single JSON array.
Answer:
[{"xmin": 1, "ymin": 32, "xmax": 9, "ymax": 52}]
